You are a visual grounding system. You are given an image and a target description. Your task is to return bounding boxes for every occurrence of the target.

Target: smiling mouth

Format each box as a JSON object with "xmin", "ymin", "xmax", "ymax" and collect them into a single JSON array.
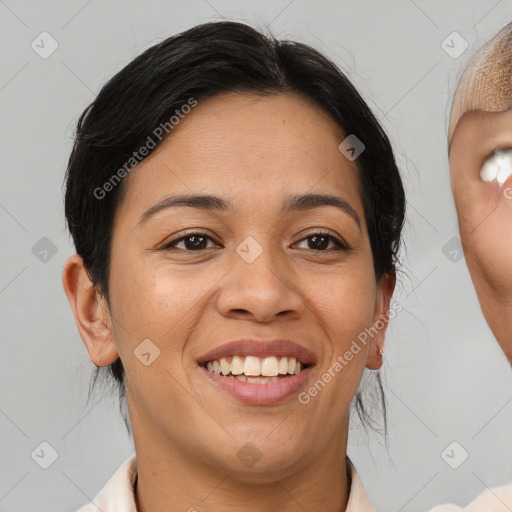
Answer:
[{"xmin": 201, "ymin": 355, "xmax": 310, "ymax": 383}]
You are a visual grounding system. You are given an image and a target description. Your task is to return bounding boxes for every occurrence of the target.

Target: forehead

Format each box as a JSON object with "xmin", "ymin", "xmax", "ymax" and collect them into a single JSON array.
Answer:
[
  {"xmin": 448, "ymin": 24, "xmax": 512, "ymax": 146},
  {"xmin": 116, "ymin": 92, "xmax": 362, "ymax": 220}
]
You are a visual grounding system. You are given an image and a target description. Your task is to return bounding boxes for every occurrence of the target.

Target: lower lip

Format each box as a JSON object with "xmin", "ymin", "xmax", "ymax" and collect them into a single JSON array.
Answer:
[{"xmin": 198, "ymin": 365, "xmax": 313, "ymax": 405}]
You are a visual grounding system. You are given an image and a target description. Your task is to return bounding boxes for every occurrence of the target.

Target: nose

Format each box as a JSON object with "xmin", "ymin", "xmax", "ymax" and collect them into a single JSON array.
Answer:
[{"xmin": 215, "ymin": 241, "xmax": 305, "ymax": 323}]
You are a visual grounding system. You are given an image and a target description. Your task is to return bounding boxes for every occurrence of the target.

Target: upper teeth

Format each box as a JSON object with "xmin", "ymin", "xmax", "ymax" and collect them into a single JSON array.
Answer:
[{"xmin": 206, "ymin": 355, "xmax": 303, "ymax": 376}]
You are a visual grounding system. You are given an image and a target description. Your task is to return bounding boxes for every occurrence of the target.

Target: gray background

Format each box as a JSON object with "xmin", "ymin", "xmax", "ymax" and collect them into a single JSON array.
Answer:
[{"xmin": 1, "ymin": 1, "xmax": 512, "ymax": 510}]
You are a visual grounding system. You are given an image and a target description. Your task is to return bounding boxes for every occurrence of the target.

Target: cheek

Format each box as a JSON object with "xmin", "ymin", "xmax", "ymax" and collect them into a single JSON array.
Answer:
[
  {"xmin": 307, "ymin": 273, "xmax": 375, "ymax": 393},
  {"xmin": 300, "ymin": 261, "xmax": 376, "ymax": 407},
  {"xmin": 305, "ymin": 263, "xmax": 376, "ymax": 344},
  {"xmin": 109, "ymin": 263, "xmax": 205, "ymax": 416},
  {"xmin": 109, "ymin": 258, "xmax": 221, "ymax": 365},
  {"xmin": 113, "ymin": 267, "xmax": 193, "ymax": 334}
]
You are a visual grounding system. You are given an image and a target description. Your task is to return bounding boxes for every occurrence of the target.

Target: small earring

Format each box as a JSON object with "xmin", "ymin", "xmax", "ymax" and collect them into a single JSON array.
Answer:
[{"xmin": 377, "ymin": 347, "xmax": 384, "ymax": 357}]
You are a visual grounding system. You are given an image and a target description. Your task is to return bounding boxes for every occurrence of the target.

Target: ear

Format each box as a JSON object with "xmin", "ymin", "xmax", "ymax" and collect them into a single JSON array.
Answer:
[
  {"xmin": 62, "ymin": 254, "xmax": 119, "ymax": 366},
  {"xmin": 366, "ymin": 272, "xmax": 396, "ymax": 370}
]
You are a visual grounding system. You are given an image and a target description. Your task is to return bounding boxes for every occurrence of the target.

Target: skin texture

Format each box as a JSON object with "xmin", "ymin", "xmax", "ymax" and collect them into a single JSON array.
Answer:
[
  {"xmin": 62, "ymin": 92, "xmax": 395, "ymax": 512},
  {"xmin": 448, "ymin": 22, "xmax": 512, "ymax": 363},
  {"xmin": 449, "ymin": 109, "xmax": 512, "ymax": 363},
  {"xmin": 448, "ymin": 22, "xmax": 512, "ymax": 146}
]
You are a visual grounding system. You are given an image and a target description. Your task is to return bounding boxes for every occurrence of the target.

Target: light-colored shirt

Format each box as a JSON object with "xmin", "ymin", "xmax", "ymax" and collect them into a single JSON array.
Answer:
[
  {"xmin": 75, "ymin": 453, "xmax": 512, "ymax": 512},
  {"xmin": 429, "ymin": 483, "xmax": 512, "ymax": 512}
]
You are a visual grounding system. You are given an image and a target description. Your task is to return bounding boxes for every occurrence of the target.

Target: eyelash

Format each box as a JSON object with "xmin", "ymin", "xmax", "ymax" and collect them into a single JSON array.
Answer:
[{"xmin": 162, "ymin": 230, "xmax": 349, "ymax": 252}]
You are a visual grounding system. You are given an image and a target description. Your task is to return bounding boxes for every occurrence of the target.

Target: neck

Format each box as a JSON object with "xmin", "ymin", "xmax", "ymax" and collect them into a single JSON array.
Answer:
[{"xmin": 132, "ymin": 418, "xmax": 351, "ymax": 512}]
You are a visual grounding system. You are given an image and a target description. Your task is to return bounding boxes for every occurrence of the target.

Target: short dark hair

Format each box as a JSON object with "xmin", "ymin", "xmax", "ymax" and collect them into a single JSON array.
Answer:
[{"xmin": 64, "ymin": 20, "xmax": 405, "ymax": 436}]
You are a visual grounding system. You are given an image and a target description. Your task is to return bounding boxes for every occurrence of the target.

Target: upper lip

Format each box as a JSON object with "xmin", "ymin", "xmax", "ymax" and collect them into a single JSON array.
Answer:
[{"xmin": 197, "ymin": 339, "xmax": 316, "ymax": 366}]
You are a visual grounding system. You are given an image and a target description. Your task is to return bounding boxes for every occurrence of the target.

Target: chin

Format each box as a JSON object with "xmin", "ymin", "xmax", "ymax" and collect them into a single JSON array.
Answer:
[
  {"xmin": 200, "ymin": 428, "xmax": 313, "ymax": 479},
  {"xmin": 225, "ymin": 448, "xmax": 311, "ymax": 483}
]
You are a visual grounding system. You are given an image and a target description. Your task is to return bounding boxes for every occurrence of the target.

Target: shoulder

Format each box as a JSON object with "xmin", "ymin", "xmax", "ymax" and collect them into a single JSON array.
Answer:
[
  {"xmin": 429, "ymin": 481, "xmax": 512, "ymax": 512},
  {"xmin": 75, "ymin": 453, "xmax": 138, "ymax": 512}
]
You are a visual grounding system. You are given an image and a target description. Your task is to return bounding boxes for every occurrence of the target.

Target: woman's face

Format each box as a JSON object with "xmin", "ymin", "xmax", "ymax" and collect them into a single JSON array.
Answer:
[{"xmin": 93, "ymin": 92, "xmax": 394, "ymax": 476}]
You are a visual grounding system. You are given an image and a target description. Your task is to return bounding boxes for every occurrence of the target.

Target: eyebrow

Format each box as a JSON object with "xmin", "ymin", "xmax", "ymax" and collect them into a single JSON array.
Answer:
[{"xmin": 137, "ymin": 192, "xmax": 361, "ymax": 231}]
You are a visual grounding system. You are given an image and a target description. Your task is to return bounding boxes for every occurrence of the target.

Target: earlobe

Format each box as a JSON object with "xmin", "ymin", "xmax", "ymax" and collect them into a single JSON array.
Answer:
[
  {"xmin": 366, "ymin": 272, "xmax": 396, "ymax": 370},
  {"xmin": 62, "ymin": 254, "xmax": 119, "ymax": 367}
]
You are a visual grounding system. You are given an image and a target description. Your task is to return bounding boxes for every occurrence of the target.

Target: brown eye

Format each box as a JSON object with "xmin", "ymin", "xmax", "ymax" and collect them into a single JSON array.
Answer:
[
  {"xmin": 163, "ymin": 232, "xmax": 219, "ymax": 251},
  {"xmin": 295, "ymin": 232, "xmax": 347, "ymax": 251}
]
